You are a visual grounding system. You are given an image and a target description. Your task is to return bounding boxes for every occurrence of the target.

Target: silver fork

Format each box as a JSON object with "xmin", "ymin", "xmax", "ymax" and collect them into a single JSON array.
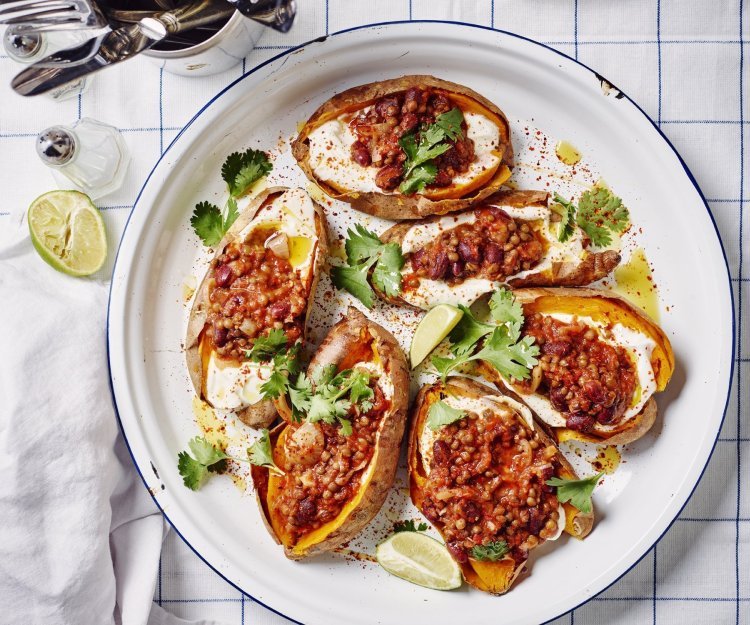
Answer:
[{"xmin": 0, "ymin": 0, "xmax": 106, "ymax": 31}]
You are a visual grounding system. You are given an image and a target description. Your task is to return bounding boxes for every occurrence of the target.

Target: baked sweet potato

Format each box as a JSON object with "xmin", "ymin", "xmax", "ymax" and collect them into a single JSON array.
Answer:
[
  {"xmin": 251, "ymin": 308, "xmax": 410, "ymax": 559},
  {"xmin": 375, "ymin": 189, "xmax": 621, "ymax": 309},
  {"xmin": 409, "ymin": 377, "xmax": 594, "ymax": 595},
  {"xmin": 291, "ymin": 75, "xmax": 514, "ymax": 220},
  {"xmin": 477, "ymin": 287, "xmax": 675, "ymax": 445},
  {"xmin": 185, "ymin": 187, "xmax": 327, "ymax": 429}
]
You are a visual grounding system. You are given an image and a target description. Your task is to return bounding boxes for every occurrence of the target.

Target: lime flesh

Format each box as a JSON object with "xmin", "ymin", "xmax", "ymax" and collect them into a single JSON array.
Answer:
[
  {"xmin": 28, "ymin": 190, "xmax": 107, "ymax": 277},
  {"xmin": 409, "ymin": 303, "xmax": 464, "ymax": 368},
  {"xmin": 376, "ymin": 532, "xmax": 462, "ymax": 590}
]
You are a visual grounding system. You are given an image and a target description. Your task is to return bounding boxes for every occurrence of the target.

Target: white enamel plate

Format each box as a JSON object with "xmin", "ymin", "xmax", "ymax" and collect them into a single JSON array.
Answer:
[{"xmin": 108, "ymin": 22, "xmax": 734, "ymax": 625}]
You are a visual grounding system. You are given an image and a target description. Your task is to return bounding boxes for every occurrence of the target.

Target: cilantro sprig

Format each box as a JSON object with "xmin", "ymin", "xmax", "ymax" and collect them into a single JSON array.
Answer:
[
  {"xmin": 545, "ymin": 472, "xmax": 603, "ymax": 514},
  {"xmin": 177, "ymin": 432, "xmax": 282, "ymax": 491},
  {"xmin": 399, "ymin": 107, "xmax": 465, "ymax": 195},
  {"xmin": 191, "ymin": 149, "xmax": 272, "ymax": 247},
  {"xmin": 393, "ymin": 520, "xmax": 429, "ymax": 533},
  {"xmin": 471, "ymin": 540, "xmax": 510, "ymax": 562},
  {"xmin": 221, "ymin": 148, "xmax": 272, "ymax": 198},
  {"xmin": 551, "ymin": 187, "xmax": 629, "ymax": 247},
  {"xmin": 241, "ymin": 324, "xmax": 376, "ymax": 431},
  {"xmin": 426, "ymin": 400, "xmax": 466, "ymax": 430},
  {"xmin": 330, "ymin": 224, "xmax": 404, "ymax": 308},
  {"xmin": 431, "ymin": 288, "xmax": 539, "ymax": 382}
]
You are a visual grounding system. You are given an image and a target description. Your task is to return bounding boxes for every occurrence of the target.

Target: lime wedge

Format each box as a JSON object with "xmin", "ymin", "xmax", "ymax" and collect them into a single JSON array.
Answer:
[
  {"xmin": 376, "ymin": 532, "xmax": 462, "ymax": 591},
  {"xmin": 28, "ymin": 190, "xmax": 107, "ymax": 277},
  {"xmin": 409, "ymin": 303, "xmax": 464, "ymax": 368}
]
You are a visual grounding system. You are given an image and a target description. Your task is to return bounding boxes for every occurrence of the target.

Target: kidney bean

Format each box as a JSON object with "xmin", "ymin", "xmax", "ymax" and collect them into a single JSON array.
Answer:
[
  {"xmin": 457, "ymin": 240, "xmax": 480, "ymax": 263},
  {"xmin": 447, "ymin": 541, "xmax": 469, "ymax": 564},
  {"xmin": 542, "ymin": 340, "xmax": 571, "ymax": 358},
  {"xmin": 582, "ymin": 379, "xmax": 605, "ymax": 404},
  {"xmin": 350, "ymin": 141, "xmax": 371, "ymax": 167},
  {"xmin": 270, "ymin": 300, "xmax": 291, "ymax": 320},
  {"xmin": 295, "ymin": 497, "xmax": 317, "ymax": 526},
  {"xmin": 451, "ymin": 260, "xmax": 465, "ymax": 277},
  {"xmin": 213, "ymin": 325, "xmax": 228, "ymax": 347},
  {"xmin": 528, "ymin": 506, "xmax": 545, "ymax": 535},
  {"xmin": 566, "ymin": 412, "xmax": 596, "ymax": 433},
  {"xmin": 432, "ymin": 439, "xmax": 450, "ymax": 466},
  {"xmin": 214, "ymin": 263, "xmax": 233, "ymax": 288},
  {"xmin": 375, "ymin": 165, "xmax": 402, "ymax": 191},
  {"xmin": 463, "ymin": 501, "xmax": 482, "ymax": 524},
  {"xmin": 483, "ymin": 242, "xmax": 504, "ymax": 264},
  {"xmin": 428, "ymin": 251, "xmax": 449, "ymax": 279},
  {"xmin": 400, "ymin": 112, "xmax": 419, "ymax": 132},
  {"xmin": 374, "ymin": 96, "xmax": 400, "ymax": 119}
]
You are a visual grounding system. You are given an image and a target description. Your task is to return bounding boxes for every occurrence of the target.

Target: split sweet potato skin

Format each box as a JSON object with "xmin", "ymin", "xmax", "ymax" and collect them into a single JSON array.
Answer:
[
  {"xmin": 479, "ymin": 287, "xmax": 675, "ymax": 445},
  {"xmin": 408, "ymin": 376, "xmax": 594, "ymax": 594},
  {"xmin": 185, "ymin": 186, "xmax": 328, "ymax": 429},
  {"xmin": 252, "ymin": 308, "xmax": 410, "ymax": 559},
  {"xmin": 292, "ymin": 75, "xmax": 514, "ymax": 220},
  {"xmin": 373, "ymin": 189, "xmax": 621, "ymax": 309}
]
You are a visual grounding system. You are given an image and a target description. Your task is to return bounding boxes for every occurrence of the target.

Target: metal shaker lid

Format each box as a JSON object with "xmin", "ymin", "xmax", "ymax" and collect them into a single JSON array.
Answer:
[
  {"xmin": 3, "ymin": 28, "xmax": 43, "ymax": 59},
  {"xmin": 36, "ymin": 126, "xmax": 76, "ymax": 166}
]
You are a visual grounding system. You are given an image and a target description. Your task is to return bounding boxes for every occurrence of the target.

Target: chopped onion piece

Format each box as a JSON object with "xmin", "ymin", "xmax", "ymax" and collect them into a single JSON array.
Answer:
[{"xmin": 265, "ymin": 231, "xmax": 290, "ymax": 259}]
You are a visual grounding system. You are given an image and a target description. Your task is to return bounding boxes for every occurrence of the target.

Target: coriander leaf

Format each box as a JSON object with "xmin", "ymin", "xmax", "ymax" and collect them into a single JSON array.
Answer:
[
  {"xmin": 431, "ymin": 354, "xmax": 464, "ymax": 382},
  {"xmin": 312, "ymin": 364, "xmax": 337, "ymax": 387},
  {"xmin": 344, "ymin": 224, "xmax": 385, "ymax": 264},
  {"xmin": 399, "ymin": 162, "xmax": 437, "ymax": 195},
  {"xmin": 394, "ymin": 520, "xmax": 429, "ymax": 533},
  {"xmin": 260, "ymin": 369, "xmax": 290, "ymax": 400},
  {"xmin": 546, "ymin": 472, "xmax": 603, "ymax": 514},
  {"xmin": 307, "ymin": 394, "xmax": 337, "ymax": 425},
  {"xmin": 489, "ymin": 287, "xmax": 524, "ymax": 327},
  {"xmin": 177, "ymin": 437, "xmax": 228, "ymax": 490},
  {"xmin": 576, "ymin": 187, "xmax": 629, "ymax": 247},
  {"xmin": 448, "ymin": 304, "xmax": 494, "ymax": 355},
  {"xmin": 247, "ymin": 429, "xmax": 283, "ymax": 474},
  {"xmin": 434, "ymin": 107, "xmax": 465, "ymax": 141},
  {"xmin": 426, "ymin": 400, "xmax": 466, "ymax": 430},
  {"xmin": 224, "ymin": 196, "xmax": 239, "ymax": 232},
  {"xmin": 247, "ymin": 328, "xmax": 288, "ymax": 362},
  {"xmin": 349, "ymin": 370, "xmax": 375, "ymax": 409},
  {"xmin": 188, "ymin": 436, "xmax": 228, "ymax": 466},
  {"xmin": 288, "ymin": 373, "xmax": 313, "ymax": 416},
  {"xmin": 330, "ymin": 262, "xmax": 375, "ymax": 308},
  {"xmin": 191, "ymin": 201, "xmax": 225, "ymax": 247},
  {"xmin": 221, "ymin": 149, "xmax": 272, "ymax": 198},
  {"xmin": 371, "ymin": 242, "xmax": 405, "ymax": 296},
  {"xmin": 471, "ymin": 540, "xmax": 509, "ymax": 562},
  {"xmin": 551, "ymin": 193, "xmax": 577, "ymax": 243},
  {"xmin": 337, "ymin": 418, "xmax": 353, "ymax": 436},
  {"xmin": 577, "ymin": 214, "xmax": 612, "ymax": 247},
  {"xmin": 476, "ymin": 326, "xmax": 539, "ymax": 381}
]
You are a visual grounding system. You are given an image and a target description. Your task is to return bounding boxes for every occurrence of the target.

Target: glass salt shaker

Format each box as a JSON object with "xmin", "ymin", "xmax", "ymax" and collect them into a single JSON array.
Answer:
[
  {"xmin": 3, "ymin": 26, "xmax": 92, "ymax": 101},
  {"xmin": 36, "ymin": 119, "xmax": 130, "ymax": 200}
]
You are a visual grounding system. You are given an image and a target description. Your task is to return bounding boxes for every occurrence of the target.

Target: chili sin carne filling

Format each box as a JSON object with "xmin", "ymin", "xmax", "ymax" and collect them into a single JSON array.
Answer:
[
  {"xmin": 421, "ymin": 404, "xmax": 562, "ymax": 565},
  {"xmin": 204, "ymin": 223, "xmax": 308, "ymax": 359},
  {"xmin": 404, "ymin": 207, "xmax": 545, "ymax": 286},
  {"xmin": 520, "ymin": 313, "xmax": 638, "ymax": 433},
  {"xmin": 348, "ymin": 87, "xmax": 477, "ymax": 192}
]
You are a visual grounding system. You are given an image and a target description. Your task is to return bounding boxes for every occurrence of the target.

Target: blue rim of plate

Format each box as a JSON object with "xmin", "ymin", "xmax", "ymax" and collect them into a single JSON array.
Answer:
[{"xmin": 106, "ymin": 19, "xmax": 737, "ymax": 625}]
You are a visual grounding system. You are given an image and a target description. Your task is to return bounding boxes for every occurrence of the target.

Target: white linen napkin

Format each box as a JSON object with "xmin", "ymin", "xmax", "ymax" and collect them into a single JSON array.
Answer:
[{"xmin": 0, "ymin": 216, "xmax": 221, "ymax": 625}]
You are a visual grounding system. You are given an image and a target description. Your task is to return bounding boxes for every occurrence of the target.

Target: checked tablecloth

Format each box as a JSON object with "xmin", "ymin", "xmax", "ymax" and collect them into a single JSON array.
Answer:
[{"xmin": 0, "ymin": 1, "xmax": 747, "ymax": 624}]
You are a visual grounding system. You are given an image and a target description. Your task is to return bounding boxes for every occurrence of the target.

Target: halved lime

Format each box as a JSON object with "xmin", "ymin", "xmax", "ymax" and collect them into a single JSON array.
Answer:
[
  {"xmin": 28, "ymin": 190, "xmax": 107, "ymax": 277},
  {"xmin": 376, "ymin": 532, "xmax": 462, "ymax": 590},
  {"xmin": 409, "ymin": 303, "xmax": 464, "ymax": 368}
]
